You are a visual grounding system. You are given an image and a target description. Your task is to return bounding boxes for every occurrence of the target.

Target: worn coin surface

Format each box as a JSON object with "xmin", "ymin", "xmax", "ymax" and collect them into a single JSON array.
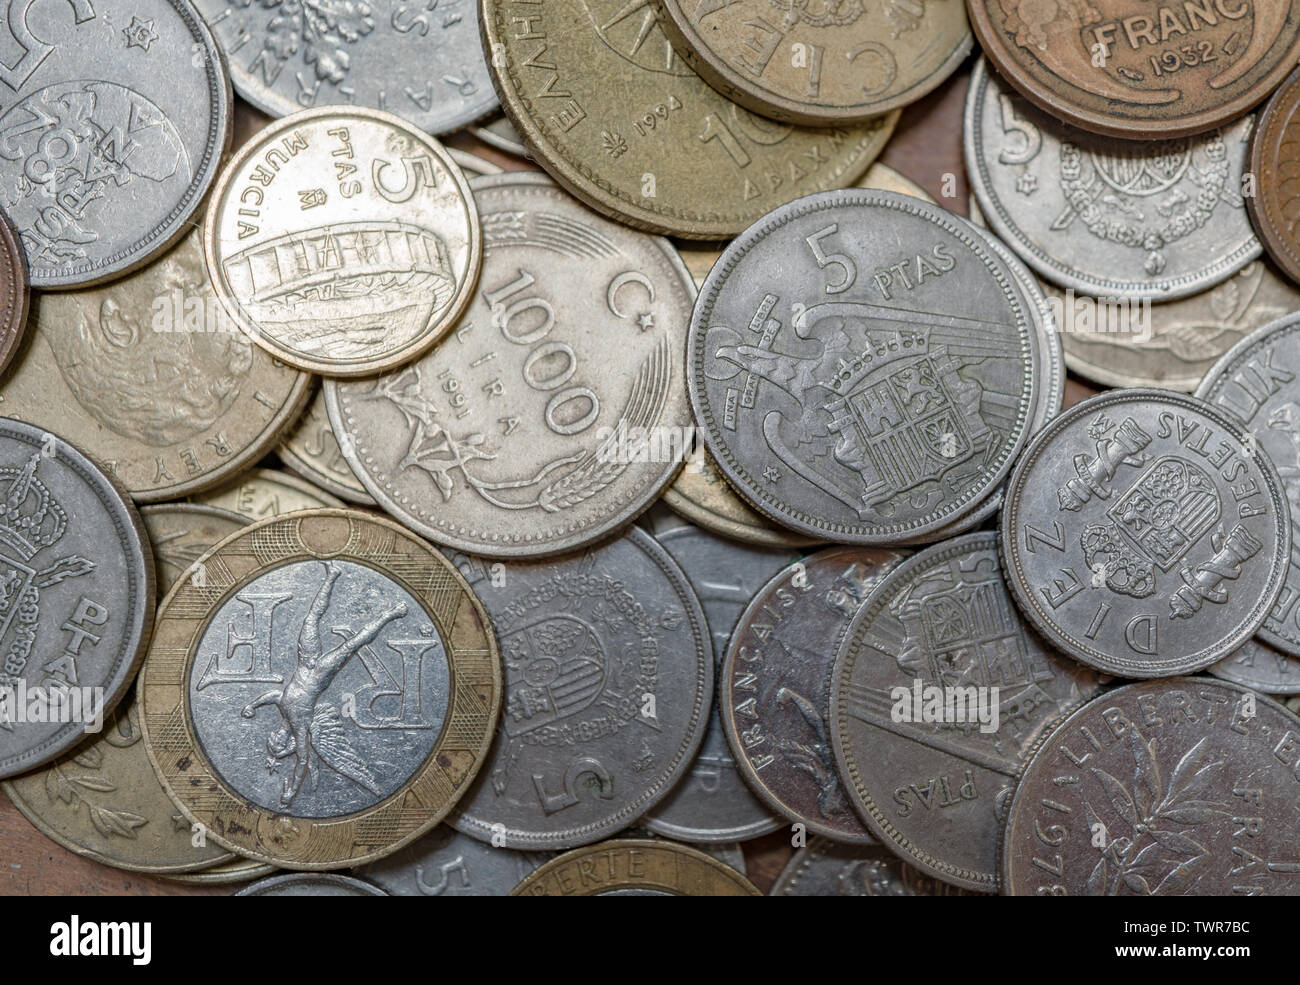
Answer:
[
  {"xmin": 1249, "ymin": 67, "xmax": 1300, "ymax": 284},
  {"xmin": 140, "ymin": 509, "xmax": 501, "ymax": 869},
  {"xmin": 446, "ymin": 528, "xmax": 712, "ymax": 850},
  {"xmin": 0, "ymin": 420, "xmax": 155, "ymax": 779},
  {"xmin": 140, "ymin": 505, "xmax": 248, "ymax": 598},
  {"xmin": 3, "ymin": 693, "xmax": 234, "ymax": 874},
  {"xmin": 771, "ymin": 837, "xmax": 981, "ymax": 895},
  {"xmin": 1001, "ymin": 390, "xmax": 1291, "ymax": 678},
  {"xmin": 641, "ymin": 521, "xmax": 798, "ymax": 842},
  {"xmin": 203, "ymin": 107, "xmax": 481, "ymax": 376},
  {"xmin": 623, "ymin": 825, "xmax": 747, "ymax": 875},
  {"xmin": 0, "ymin": 0, "xmax": 231, "ymax": 289},
  {"xmin": 0, "ymin": 209, "xmax": 29, "ymax": 377},
  {"xmin": 965, "ymin": 59, "xmax": 1260, "ymax": 302},
  {"xmin": 689, "ymin": 188, "xmax": 1039, "ymax": 544},
  {"xmin": 723, "ymin": 546, "xmax": 905, "ymax": 844},
  {"xmin": 1197, "ymin": 312, "xmax": 1300, "ymax": 657},
  {"xmin": 656, "ymin": 0, "xmax": 971, "ymax": 125},
  {"xmin": 356, "ymin": 825, "xmax": 550, "ymax": 895},
  {"xmin": 164, "ymin": 857, "xmax": 276, "ymax": 885},
  {"xmin": 190, "ymin": 468, "xmax": 344, "ymax": 521},
  {"xmin": 235, "ymin": 873, "xmax": 386, "ymax": 896},
  {"xmin": 196, "ymin": 0, "xmax": 497, "ymax": 135},
  {"xmin": 831, "ymin": 531, "xmax": 1105, "ymax": 891},
  {"xmin": 0, "ymin": 230, "xmax": 311, "ymax": 501},
  {"xmin": 1004, "ymin": 678, "xmax": 1300, "ymax": 896},
  {"xmin": 481, "ymin": 0, "xmax": 897, "ymax": 239},
  {"xmin": 1209, "ymin": 638, "xmax": 1300, "ymax": 695},
  {"xmin": 967, "ymin": 0, "xmax": 1300, "ymax": 140},
  {"xmin": 328, "ymin": 172, "xmax": 694, "ymax": 558},
  {"xmin": 509, "ymin": 838, "xmax": 760, "ymax": 895},
  {"xmin": 277, "ymin": 387, "xmax": 375, "ymax": 505}
]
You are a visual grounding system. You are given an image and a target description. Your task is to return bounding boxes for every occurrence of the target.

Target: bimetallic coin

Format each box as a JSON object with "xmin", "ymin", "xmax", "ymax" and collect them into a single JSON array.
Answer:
[
  {"xmin": 328, "ymin": 172, "xmax": 695, "ymax": 558},
  {"xmin": 830, "ymin": 531, "xmax": 1106, "ymax": 891},
  {"xmin": 642, "ymin": 522, "xmax": 798, "ymax": 842},
  {"xmin": 468, "ymin": 115, "xmax": 531, "ymax": 160},
  {"xmin": 164, "ymin": 858, "xmax": 276, "ymax": 885},
  {"xmin": 689, "ymin": 188, "xmax": 1040, "ymax": 544},
  {"xmin": 1004, "ymin": 679, "xmax": 1300, "ymax": 896},
  {"xmin": 3, "ymin": 692, "xmax": 233, "ymax": 874},
  {"xmin": 481, "ymin": 0, "xmax": 898, "ymax": 239},
  {"xmin": 0, "ymin": 230, "xmax": 311, "ymax": 501},
  {"xmin": 277, "ymin": 387, "xmax": 375, "ymax": 505},
  {"xmin": 0, "ymin": 420, "xmax": 155, "ymax": 778},
  {"xmin": 140, "ymin": 509, "xmax": 501, "ymax": 869},
  {"xmin": 509, "ymin": 839, "xmax": 760, "ymax": 896},
  {"xmin": 656, "ymin": 0, "xmax": 971, "ymax": 124},
  {"xmin": 236, "ymin": 873, "xmax": 386, "ymax": 896},
  {"xmin": 1001, "ymin": 390, "xmax": 1291, "ymax": 678},
  {"xmin": 355, "ymin": 826, "xmax": 550, "ymax": 895},
  {"xmin": 723, "ymin": 547, "xmax": 905, "ymax": 844},
  {"xmin": 140, "ymin": 505, "xmax": 248, "ymax": 598},
  {"xmin": 1197, "ymin": 312, "xmax": 1300, "ymax": 657},
  {"xmin": 196, "ymin": 0, "xmax": 498, "ymax": 135},
  {"xmin": 0, "ymin": 208, "xmax": 29, "ymax": 376},
  {"xmin": 965, "ymin": 59, "xmax": 1261, "ymax": 302},
  {"xmin": 1209, "ymin": 638, "xmax": 1300, "ymax": 695},
  {"xmin": 0, "ymin": 0, "xmax": 231, "ymax": 288},
  {"xmin": 1249, "ymin": 67, "xmax": 1300, "ymax": 284},
  {"xmin": 446, "ymin": 528, "xmax": 712, "ymax": 850},
  {"xmin": 190, "ymin": 468, "xmax": 344, "ymax": 521},
  {"xmin": 203, "ymin": 107, "xmax": 481, "ymax": 376},
  {"xmin": 771, "ymin": 837, "xmax": 980, "ymax": 896},
  {"xmin": 967, "ymin": 0, "xmax": 1300, "ymax": 140}
]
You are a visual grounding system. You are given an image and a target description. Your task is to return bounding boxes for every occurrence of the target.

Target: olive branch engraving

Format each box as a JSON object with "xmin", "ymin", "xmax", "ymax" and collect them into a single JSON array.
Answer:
[
  {"xmin": 44, "ymin": 745, "xmax": 147, "ymax": 840},
  {"xmin": 233, "ymin": 0, "xmax": 375, "ymax": 85},
  {"xmin": 1085, "ymin": 730, "xmax": 1227, "ymax": 896}
]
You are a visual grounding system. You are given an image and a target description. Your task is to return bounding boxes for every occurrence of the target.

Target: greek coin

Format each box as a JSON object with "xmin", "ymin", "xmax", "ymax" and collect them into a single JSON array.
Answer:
[
  {"xmin": 830, "ymin": 531, "xmax": 1106, "ymax": 891},
  {"xmin": 481, "ymin": 0, "xmax": 898, "ymax": 239},
  {"xmin": 327, "ymin": 172, "xmax": 695, "ymax": 558},
  {"xmin": 509, "ymin": 839, "xmax": 760, "ymax": 896},
  {"xmin": 277, "ymin": 387, "xmax": 376, "ymax": 505},
  {"xmin": 1004, "ymin": 678, "xmax": 1300, "ymax": 896},
  {"xmin": 1209, "ymin": 638, "xmax": 1300, "ymax": 695},
  {"xmin": 3, "ymin": 693, "xmax": 233, "ymax": 874},
  {"xmin": 141, "ymin": 505, "xmax": 248, "ymax": 597},
  {"xmin": 355, "ymin": 826, "xmax": 551, "ymax": 896},
  {"xmin": 656, "ymin": 0, "xmax": 971, "ymax": 124},
  {"xmin": 469, "ymin": 115, "xmax": 531, "ymax": 160},
  {"xmin": 1196, "ymin": 312, "xmax": 1300, "ymax": 657},
  {"xmin": 689, "ymin": 188, "xmax": 1040, "ymax": 544},
  {"xmin": 139, "ymin": 509, "xmax": 501, "ymax": 869},
  {"xmin": 0, "ymin": 420, "xmax": 155, "ymax": 779},
  {"xmin": 771, "ymin": 837, "xmax": 981, "ymax": 896},
  {"xmin": 445, "ymin": 528, "xmax": 712, "ymax": 850},
  {"xmin": 0, "ymin": 230, "xmax": 311, "ymax": 501},
  {"xmin": 164, "ymin": 858, "xmax": 276, "ymax": 885},
  {"xmin": 0, "ymin": 208, "xmax": 29, "ymax": 377},
  {"xmin": 194, "ymin": 0, "xmax": 498, "ymax": 135},
  {"xmin": 203, "ymin": 107, "xmax": 481, "ymax": 376},
  {"xmin": 967, "ymin": 0, "xmax": 1300, "ymax": 140},
  {"xmin": 723, "ymin": 546, "xmax": 905, "ymax": 844},
  {"xmin": 190, "ymin": 468, "xmax": 343, "ymax": 521},
  {"xmin": 641, "ymin": 521, "xmax": 799, "ymax": 842},
  {"xmin": 1249, "ymin": 67, "xmax": 1300, "ymax": 284},
  {"xmin": 965, "ymin": 58, "xmax": 1260, "ymax": 302},
  {"xmin": 1001, "ymin": 390, "xmax": 1291, "ymax": 677},
  {"xmin": 235, "ymin": 873, "xmax": 386, "ymax": 896},
  {"xmin": 0, "ymin": 0, "xmax": 232, "ymax": 288}
]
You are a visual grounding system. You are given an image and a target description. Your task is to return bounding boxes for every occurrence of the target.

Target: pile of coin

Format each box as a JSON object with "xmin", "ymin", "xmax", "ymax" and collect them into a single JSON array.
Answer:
[{"xmin": 2, "ymin": 0, "xmax": 1300, "ymax": 898}]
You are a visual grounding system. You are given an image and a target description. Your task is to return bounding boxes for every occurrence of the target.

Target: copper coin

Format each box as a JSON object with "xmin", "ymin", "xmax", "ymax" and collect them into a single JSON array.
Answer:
[
  {"xmin": 0, "ymin": 208, "xmax": 29, "ymax": 377},
  {"xmin": 1249, "ymin": 65, "xmax": 1300, "ymax": 284},
  {"xmin": 967, "ymin": 0, "xmax": 1300, "ymax": 139}
]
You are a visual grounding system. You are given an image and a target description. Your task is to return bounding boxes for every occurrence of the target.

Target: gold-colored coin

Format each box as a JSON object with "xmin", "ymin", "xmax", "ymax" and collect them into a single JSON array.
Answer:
[
  {"xmin": 510, "ymin": 839, "xmax": 761, "ymax": 896},
  {"xmin": 0, "ymin": 230, "xmax": 311, "ymax": 501},
  {"xmin": 482, "ymin": 0, "xmax": 898, "ymax": 239},
  {"xmin": 203, "ymin": 107, "xmax": 483, "ymax": 376},
  {"xmin": 163, "ymin": 858, "xmax": 278, "ymax": 886},
  {"xmin": 141, "ymin": 505, "xmax": 250, "ymax": 596},
  {"xmin": 277, "ymin": 386, "xmax": 375, "ymax": 506},
  {"xmin": 139, "ymin": 509, "xmax": 502, "ymax": 869},
  {"xmin": 189, "ymin": 468, "xmax": 344, "ymax": 521}
]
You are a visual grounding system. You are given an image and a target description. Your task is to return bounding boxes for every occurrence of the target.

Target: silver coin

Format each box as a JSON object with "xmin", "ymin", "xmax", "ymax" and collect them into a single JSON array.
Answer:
[
  {"xmin": 235, "ymin": 873, "xmax": 386, "ymax": 896},
  {"xmin": 771, "ymin": 837, "xmax": 979, "ymax": 896},
  {"xmin": 1196, "ymin": 312, "xmax": 1300, "ymax": 658},
  {"xmin": 446, "ymin": 527, "xmax": 713, "ymax": 849},
  {"xmin": 0, "ymin": 0, "xmax": 232, "ymax": 289},
  {"xmin": 327, "ymin": 171, "xmax": 695, "ymax": 558},
  {"xmin": 353, "ymin": 826, "xmax": 550, "ymax": 896},
  {"xmin": 641, "ymin": 522, "xmax": 798, "ymax": 843},
  {"xmin": 469, "ymin": 115, "xmax": 530, "ymax": 160},
  {"xmin": 277, "ymin": 385, "xmax": 376, "ymax": 506},
  {"xmin": 0, "ymin": 420, "xmax": 155, "ymax": 778},
  {"xmin": 1001, "ymin": 389, "xmax": 1291, "ymax": 678},
  {"xmin": 195, "ymin": 0, "xmax": 497, "ymax": 135},
  {"xmin": 722, "ymin": 546, "xmax": 905, "ymax": 845},
  {"xmin": 622, "ymin": 825, "xmax": 747, "ymax": 876},
  {"xmin": 965, "ymin": 58, "xmax": 1260, "ymax": 301},
  {"xmin": 1209, "ymin": 638, "xmax": 1300, "ymax": 696},
  {"xmin": 830, "ymin": 531, "xmax": 1106, "ymax": 891},
  {"xmin": 139, "ymin": 503, "xmax": 247, "ymax": 596},
  {"xmin": 688, "ymin": 188, "xmax": 1040, "ymax": 545}
]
